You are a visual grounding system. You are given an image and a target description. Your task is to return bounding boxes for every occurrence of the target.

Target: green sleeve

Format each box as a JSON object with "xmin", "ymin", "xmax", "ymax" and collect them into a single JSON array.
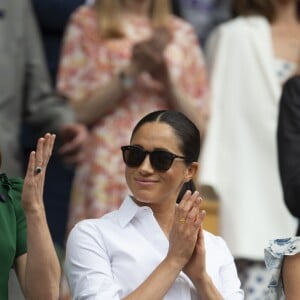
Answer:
[{"xmin": 10, "ymin": 178, "xmax": 27, "ymax": 258}]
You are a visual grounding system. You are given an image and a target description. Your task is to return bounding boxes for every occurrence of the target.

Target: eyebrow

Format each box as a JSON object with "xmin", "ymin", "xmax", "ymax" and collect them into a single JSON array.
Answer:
[{"xmin": 131, "ymin": 144, "xmax": 179, "ymax": 153}]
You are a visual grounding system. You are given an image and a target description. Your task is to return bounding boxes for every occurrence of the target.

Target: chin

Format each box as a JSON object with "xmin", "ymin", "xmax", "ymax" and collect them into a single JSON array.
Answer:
[{"xmin": 131, "ymin": 191, "xmax": 156, "ymax": 205}]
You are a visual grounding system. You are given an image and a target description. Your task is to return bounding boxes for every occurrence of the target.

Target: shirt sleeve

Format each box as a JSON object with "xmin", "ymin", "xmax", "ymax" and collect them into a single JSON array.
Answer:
[
  {"xmin": 65, "ymin": 220, "xmax": 121, "ymax": 299},
  {"xmin": 217, "ymin": 237, "xmax": 244, "ymax": 299}
]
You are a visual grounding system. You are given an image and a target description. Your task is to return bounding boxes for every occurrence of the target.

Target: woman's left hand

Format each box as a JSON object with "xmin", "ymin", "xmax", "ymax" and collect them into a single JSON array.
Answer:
[
  {"xmin": 22, "ymin": 133, "xmax": 55, "ymax": 213},
  {"xmin": 183, "ymin": 210, "xmax": 207, "ymax": 282}
]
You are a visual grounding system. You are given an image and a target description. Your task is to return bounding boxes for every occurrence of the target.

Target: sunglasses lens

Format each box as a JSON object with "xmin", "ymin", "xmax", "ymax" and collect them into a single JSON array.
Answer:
[
  {"xmin": 151, "ymin": 151, "xmax": 174, "ymax": 171},
  {"xmin": 122, "ymin": 146, "xmax": 145, "ymax": 167},
  {"xmin": 121, "ymin": 146, "xmax": 181, "ymax": 171}
]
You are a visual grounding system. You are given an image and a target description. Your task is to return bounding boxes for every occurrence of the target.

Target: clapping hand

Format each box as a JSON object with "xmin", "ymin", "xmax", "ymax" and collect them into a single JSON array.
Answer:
[
  {"xmin": 167, "ymin": 191, "xmax": 206, "ymax": 273},
  {"xmin": 58, "ymin": 123, "xmax": 88, "ymax": 165},
  {"xmin": 131, "ymin": 27, "xmax": 172, "ymax": 77}
]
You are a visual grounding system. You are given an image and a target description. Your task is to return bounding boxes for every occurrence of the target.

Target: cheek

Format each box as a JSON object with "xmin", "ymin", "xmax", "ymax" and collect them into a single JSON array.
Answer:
[
  {"xmin": 125, "ymin": 167, "xmax": 130, "ymax": 185},
  {"xmin": 125, "ymin": 167, "xmax": 135, "ymax": 189}
]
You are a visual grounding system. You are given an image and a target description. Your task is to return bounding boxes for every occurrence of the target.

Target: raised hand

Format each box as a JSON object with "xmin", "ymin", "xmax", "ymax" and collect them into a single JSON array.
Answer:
[{"xmin": 22, "ymin": 133, "xmax": 55, "ymax": 213}]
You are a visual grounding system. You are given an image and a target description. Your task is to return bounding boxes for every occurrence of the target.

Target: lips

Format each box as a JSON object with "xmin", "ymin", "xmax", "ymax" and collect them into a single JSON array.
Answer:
[{"xmin": 134, "ymin": 177, "xmax": 158, "ymax": 184}]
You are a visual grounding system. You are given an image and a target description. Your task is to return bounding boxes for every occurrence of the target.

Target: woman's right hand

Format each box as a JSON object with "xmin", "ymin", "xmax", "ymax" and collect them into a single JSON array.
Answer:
[{"xmin": 167, "ymin": 191, "xmax": 203, "ymax": 268}]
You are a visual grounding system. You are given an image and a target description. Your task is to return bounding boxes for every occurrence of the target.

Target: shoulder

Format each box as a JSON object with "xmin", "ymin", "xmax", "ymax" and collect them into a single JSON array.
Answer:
[
  {"xmin": 204, "ymin": 230, "xmax": 233, "ymax": 257},
  {"xmin": 204, "ymin": 230, "xmax": 226, "ymax": 245},
  {"xmin": 280, "ymin": 75, "xmax": 300, "ymax": 110},
  {"xmin": 283, "ymin": 75, "xmax": 300, "ymax": 95},
  {"xmin": 266, "ymin": 237, "xmax": 300, "ymax": 260},
  {"xmin": 68, "ymin": 211, "xmax": 119, "ymax": 241},
  {"xmin": 0, "ymin": 174, "xmax": 23, "ymax": 203},
  {"xmin": 63, "ymin": 4, "xmax": 98, "ymax": 41},
  {"xmin": 210, "ymin": 15, "xmax": 268, "ymax": 40},
  {"xmin": 169, "ymin": 15, "xmax": 194, "ymax": 30},
  {"xmin": 68, "ymin": 4, "xmax": 96, "ymax": 26},
  {"xmin": 168, "ymin": 15, "xmax": 198, "ymax": 38},
  {"xmin": 264, "ymin": 237, "xmax": 300, "ymax": 289}
]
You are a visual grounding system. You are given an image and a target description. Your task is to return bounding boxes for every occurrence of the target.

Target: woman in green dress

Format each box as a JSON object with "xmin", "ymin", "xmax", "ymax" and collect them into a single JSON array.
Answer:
[{"xmin": 0, "ymin": 133, "xmax": 60, "ymax": 300}]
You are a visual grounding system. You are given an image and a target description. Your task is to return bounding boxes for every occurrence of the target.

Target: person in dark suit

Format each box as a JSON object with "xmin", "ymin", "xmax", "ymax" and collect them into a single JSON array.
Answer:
[
  {"xmin": 31, "ymin": 0, "xmax": 86, "ymax": 83},
  {"xmin": 277, "ymin": 73, "xmax": 300, "ymax": 235},
  {"xmin": 21, "ymin": 0, "xmax": 86, "ymax": 250}
]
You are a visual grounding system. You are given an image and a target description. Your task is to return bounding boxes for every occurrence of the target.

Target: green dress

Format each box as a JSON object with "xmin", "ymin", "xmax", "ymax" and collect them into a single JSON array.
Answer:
[{"xmin": 0, "ymin": 173, "xmax": 27, "ymax": 300}]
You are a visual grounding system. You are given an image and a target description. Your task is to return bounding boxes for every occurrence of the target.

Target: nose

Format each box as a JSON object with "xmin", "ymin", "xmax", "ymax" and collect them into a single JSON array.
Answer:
[{"xmin": 139, "ymin": 153, "xmax": 154, "ymax": 173}]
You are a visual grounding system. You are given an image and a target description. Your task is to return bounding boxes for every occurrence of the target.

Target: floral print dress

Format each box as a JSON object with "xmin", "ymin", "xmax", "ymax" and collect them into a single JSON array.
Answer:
[
  {"xmin": 264, "ymin": 237, "xmax": 300, "ymax": 299},
  {"xmin": 57, "ymin": 5, "xmax": 208, "ymax": 232}
]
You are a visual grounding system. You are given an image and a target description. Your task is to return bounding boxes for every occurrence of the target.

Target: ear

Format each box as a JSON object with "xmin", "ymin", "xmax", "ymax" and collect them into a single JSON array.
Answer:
[{"xmin": 184, "ymin": 162, "xmax": 198, "ymax": 182}]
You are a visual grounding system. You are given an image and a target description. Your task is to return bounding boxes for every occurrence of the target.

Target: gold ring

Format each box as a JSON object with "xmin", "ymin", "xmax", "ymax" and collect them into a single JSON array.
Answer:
[{"xmin": 179, "ymin": 218, "xmax": 186, "ymax": 224}]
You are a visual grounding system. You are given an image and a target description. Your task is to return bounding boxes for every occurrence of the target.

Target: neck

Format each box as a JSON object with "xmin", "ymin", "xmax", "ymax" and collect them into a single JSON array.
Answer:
[
  {"xmin": 122, "ymin": 0, "xmax": 151, "ymax": 18},
  {"xmin": 155, "ymin": 211, "xmax": 175, "ymax": 237},
  {"xmin": 148, "ymin": 202, "xmax": 176, "ymax": 237},
  {"xmin": 274, "ymin": 1, "xmax": 299, "ymax": 25}
]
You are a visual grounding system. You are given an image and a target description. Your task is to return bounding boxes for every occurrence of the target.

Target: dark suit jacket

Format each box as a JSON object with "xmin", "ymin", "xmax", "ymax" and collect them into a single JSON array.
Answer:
[
  {"xmin": 0, "ymin": 0, "xmax": 74, "ymax": 176},
  {"xmin": 32, "ymin": 0, "xmax": 85, "ymax": 84},
  {"xmin": 277, "ymin": 75, "xmax": 300, "ymax": 235}
]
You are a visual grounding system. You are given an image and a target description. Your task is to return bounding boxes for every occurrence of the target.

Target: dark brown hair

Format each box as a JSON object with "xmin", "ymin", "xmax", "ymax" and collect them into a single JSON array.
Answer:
[
  {"xmin": 131, "ymin": 110, "xmax": 200, "ymax": 203},
  {"xmin": 231, "ymin": 0, "xmax": 300, "ymax": 23}
]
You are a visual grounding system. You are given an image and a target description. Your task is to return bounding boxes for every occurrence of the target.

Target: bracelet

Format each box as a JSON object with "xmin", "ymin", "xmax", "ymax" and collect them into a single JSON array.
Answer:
[{"xmin": 118, "ymin": 70, "xmax": 135, "ymax": 90}]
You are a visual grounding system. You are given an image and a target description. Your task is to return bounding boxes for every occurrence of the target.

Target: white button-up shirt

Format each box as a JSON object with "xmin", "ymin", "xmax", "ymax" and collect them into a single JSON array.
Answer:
[{"xmin": 65, "ymin": 196, "xmax": 244, "ymax": 299}]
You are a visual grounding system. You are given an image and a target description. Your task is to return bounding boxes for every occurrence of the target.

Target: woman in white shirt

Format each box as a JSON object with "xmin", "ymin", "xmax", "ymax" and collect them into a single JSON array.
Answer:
[{"xmin": 65, "ymin": 110, "xmax": 244, "ymax": 299}]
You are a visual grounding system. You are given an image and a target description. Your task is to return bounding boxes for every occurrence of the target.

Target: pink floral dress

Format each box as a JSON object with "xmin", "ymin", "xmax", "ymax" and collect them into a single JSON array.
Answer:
[{"xmin": 57, "ymin": 5, "xmax": 208, "ymax": 232}]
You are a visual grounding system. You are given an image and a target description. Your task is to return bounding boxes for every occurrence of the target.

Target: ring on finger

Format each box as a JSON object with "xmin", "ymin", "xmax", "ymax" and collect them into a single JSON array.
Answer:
[
  {"xmin": 179, "ymin": 217, "xmax": 186, "ymax": 224},
  {"xmin": 35, "ymin": 166, "xmax": 42, "ymax": 174}
]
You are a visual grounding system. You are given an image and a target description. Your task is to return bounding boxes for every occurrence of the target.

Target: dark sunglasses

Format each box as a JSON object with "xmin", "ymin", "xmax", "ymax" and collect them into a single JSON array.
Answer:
[{"xmin": 121, "ymin": 145, "xmax": 187, "ymax": 172}]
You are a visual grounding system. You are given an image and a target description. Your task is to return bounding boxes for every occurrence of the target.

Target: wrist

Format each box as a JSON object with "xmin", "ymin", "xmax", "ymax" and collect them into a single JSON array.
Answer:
[
  {"xmin": 192, "ymin": 272, "xmax": 212, "ymax": 288},
  {"xmin": 118, "ymin": 64, "xmax": 139, "ymax": 90},
  {"xmin": 23, "ymin": 202, "xmax": 45, "ymax": 216},
  {"xmin": 118, "ymin": 70, "xmax": 135, "ymax": 90},
  {"xmin": 164, "ymin": 253, "xmax": 188, "ymax": 272}
]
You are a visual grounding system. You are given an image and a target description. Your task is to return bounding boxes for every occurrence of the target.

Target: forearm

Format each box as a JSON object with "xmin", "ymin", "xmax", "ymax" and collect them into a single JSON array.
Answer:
[
  {"xmin": 72, "ymin": 75, "xmax": 125, "ymax": 124},
  {"xmin": 25, "ymin": 208, "xmax": 61, "ymax": 300},
  {"xmin": 193, "ymin": 273, "xmax": 223, "ymax": 300},
  {"xmin": 72, "ymin": 65, "xmax": 138, "ymax": 125},
  {"xmin": 123, "ymin": 257, "xmax": 183, "ymax": 300},
  {"xmin": 168, "ymin": 82, "xmax": 209, "ymax": 138}
]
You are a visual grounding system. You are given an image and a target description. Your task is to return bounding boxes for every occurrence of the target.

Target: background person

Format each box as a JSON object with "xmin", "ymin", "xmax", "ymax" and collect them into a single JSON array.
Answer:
[
  {"xmin": 199, "ymin": 0, "xmax": 300, "ymax": 298},
  {"xmin": 65, "ymin": 110, "xmax": 244, "ymax": 299},
  {"xmin": 277, "ymin": 73, "xmax": 300, "ymax": 235},
  {"xmin": 1, "ymin": 0, "xmax": 87, "ymax": 178},
  {"xmin": 1, "ymin": 1, "xmax": 88, "ymax": 298},
  {"xmin": 21, "ymin": 0, "xmax": 87, "ymax": 257},
  {"xmin": 57, "ymin": 0, "xmax": 209, "ymax": 235},
  {"xmin": 264, "ymin": 237, "xmax": 300, "ymax": 299}
]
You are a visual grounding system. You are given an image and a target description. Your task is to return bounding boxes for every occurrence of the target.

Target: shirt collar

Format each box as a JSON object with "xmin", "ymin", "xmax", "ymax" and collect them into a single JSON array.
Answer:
[{"xmin": 117, "ymin": 195, "xmax": 153, "ymax": 228}]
